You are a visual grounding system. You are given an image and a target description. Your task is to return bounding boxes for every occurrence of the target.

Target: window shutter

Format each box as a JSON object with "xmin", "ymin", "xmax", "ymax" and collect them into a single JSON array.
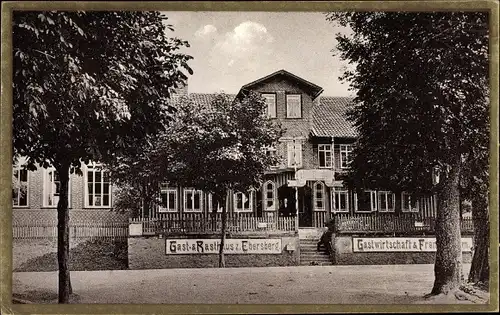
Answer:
[
  {"xmin": 295, "ymin": 142, "xmax": 302, "ymax": 167},
  {"xmin": 287, "ymin": 142, "xmax": 294, "ymax": 167}
]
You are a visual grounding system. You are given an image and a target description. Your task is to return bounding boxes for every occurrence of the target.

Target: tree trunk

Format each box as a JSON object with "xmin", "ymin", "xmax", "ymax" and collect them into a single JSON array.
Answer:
[
  {"xmin": 468, "ymin": 193, "xmax": 489, "ymax": 284},
  {"xmin": 217, "ymin": 191, "xmax": 227, "ymax": 268},
  {"xmin": 431, "ymin": 158, "xmax": 463, "ymax": 295},
  {"xmin": 56, "ymin": 163, "xmax": 71, "ymax": 303}
]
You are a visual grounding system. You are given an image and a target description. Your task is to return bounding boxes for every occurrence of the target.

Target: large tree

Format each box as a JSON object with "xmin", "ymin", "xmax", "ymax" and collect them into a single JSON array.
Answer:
[
  {"xmin": 326, "ymin": 12, "xmax": 489, "ymax": 296},
  {"xmin": 13, "ymin": 11, "xmax": 192, "ymax": 303}
]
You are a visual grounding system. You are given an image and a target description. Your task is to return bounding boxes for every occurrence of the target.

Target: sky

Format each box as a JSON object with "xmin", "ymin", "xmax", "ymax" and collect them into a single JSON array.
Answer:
[{"xmin": 162, "ymin": 12, "xmax": 354, "ymax": 97}]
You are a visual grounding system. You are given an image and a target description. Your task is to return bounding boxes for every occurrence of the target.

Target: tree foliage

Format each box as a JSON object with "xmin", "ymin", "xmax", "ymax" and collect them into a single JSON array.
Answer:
[
  {"xmin": 326, "ymin": 12, "xmax": 489, "ymax": 295},
  {"xmin": 13, "ymin": 11, "xmax": 192, "ymax": 303}
]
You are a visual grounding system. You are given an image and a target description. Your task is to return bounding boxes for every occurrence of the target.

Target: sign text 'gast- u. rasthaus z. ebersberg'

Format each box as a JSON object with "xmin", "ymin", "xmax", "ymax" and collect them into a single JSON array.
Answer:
[
  {"xmin": 353, "ymin": 237, "xmax": 473, "ymax": 252},
  {"xmin": 166, "ymin": 238, "xmax": 282, "ymax": 254}
]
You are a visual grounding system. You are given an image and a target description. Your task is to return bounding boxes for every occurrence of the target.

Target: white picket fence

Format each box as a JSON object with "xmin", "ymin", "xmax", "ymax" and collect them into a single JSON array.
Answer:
[{"xmin": 13, "ymin": 220, "xmax": 129, "ymax": 240}]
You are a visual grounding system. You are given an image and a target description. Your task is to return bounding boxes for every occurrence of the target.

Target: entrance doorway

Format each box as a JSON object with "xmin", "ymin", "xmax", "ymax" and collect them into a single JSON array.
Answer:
[
  {"xmin": 277, "ymin": 184, "xmax": 313, "ymax": 227},
  {"xmin": 298, "ymin": 186, "xmax": 312, "ymax": 227},
  {"xmin": 277, "ymin": 185, "xmax": 296, "ymax": 217}
]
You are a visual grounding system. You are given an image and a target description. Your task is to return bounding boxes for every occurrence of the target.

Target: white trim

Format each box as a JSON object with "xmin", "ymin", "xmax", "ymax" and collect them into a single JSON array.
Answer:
[
  {"xmin": 331, "ymin": 188, "xmax": 349, "ymax": 213},
  {"xmin": 234, "ymin": 190, "xmax": 254, "ymax": 212},
  {"xmin": 318, "ymin": 144, "xmax": 333, "ymax": 168},
  {"xmin": 340, "ymin": 144, "xmax": 353, "ymax": 169},
  {"xmin": 12, "ymin": 166, "xmax": 29, "ymax": 208},
  {"xmin": 286, "ymin": 94, "xmax": 302, "ymax": 118},
  {"xmin": 159, "ymin": 185, "xmax": 177, "ymax": 213},
  {"xmin": 377, "ymin": 191, "xmax": 395, "ymax": 212},
  {"xmin": 354, "ymin": 190, "xmax": 377, "ymax": 213},
  {"xmin": 261, "ymin": 93, "xmax": 277, "ymax": 118},
  {"xmin": 208, "ymin": 193, "xmax": 223, "ymax": 213},
  {"xmin": 313, "ymin": 181, "xmax": 326, "ymax": 211},
  {"xmin": 84, "ymin": 163, "xmax": 112, "ymax": 208},
  {"xmin": 263, "ymin": 181, "xmax": 276, "ymax": 211},
  {"xmin": 183, "ymin": 188, "xmax": 203, "ymax": 212},
  {"xmin": 42, "ymin": 168, "xmax": 72, "ymax": 208}
]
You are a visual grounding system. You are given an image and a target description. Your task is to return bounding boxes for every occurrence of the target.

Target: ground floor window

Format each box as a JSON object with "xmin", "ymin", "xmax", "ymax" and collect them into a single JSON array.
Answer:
[
  {"xmin": 377, "ymin": 191, "xmax": 395, "ymax": 212},
  {"xmin": 43, "ymin": 169, "xmax": 71, "ymax": 207},
  {"xmin": 184, "ymin": 188, "xmax": 203, "ymax": 212},
  {"xmin": 313, "ymin": 181, "xmax": 326, "ymax": 211},
  {"xmin": 85, "ymin": 164, "xmax": 111, "ymax": 208},
  {"xmin": 355, "ymin": 190, "xmax": 377, "ymax": 212},
  {"xmin": 208, "ymin": 193, "xmax": 223, "ymax": 213},
  {"xmin": 401, "ymin": 192, "xmax": 419, "ymax": 212},
  {"xmin": 159, "ymin": 184, "xmax": 177, "ymax": 212},
  {"xmin": 12, "ymin": 167, "xmax": 28, "ymax": 207},
  {"xmin": 234, "ymin": 190, "xmax": 253, "ymax": 212},
  {"xmin": 264, "ymin": 181, "xmax": 276, "ymax": 211},
  {"xmin": 332, "ymin": 188, "xmax": 349, "ymax": 212}
]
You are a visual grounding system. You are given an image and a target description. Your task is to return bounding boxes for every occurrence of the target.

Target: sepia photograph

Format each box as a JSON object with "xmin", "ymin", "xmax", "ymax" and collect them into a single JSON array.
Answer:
[{"xmin": 1, "ymin": 1, "xmax": 498, "ymax": 313}]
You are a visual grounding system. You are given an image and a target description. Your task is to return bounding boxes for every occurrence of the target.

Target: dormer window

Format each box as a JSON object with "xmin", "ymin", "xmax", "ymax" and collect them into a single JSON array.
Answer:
[
  {"xmin": 286, "ymin": 94, "xmax": 302, "ymax": 118},
  {"xmin": 262, "ymin": 93, "xmax": 276, "ymax": 118}
]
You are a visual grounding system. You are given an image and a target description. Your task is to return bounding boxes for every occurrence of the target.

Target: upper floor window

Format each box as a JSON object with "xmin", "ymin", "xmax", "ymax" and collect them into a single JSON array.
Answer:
[
  {"xmin": 355, "ymin": 190, "xmax": 377, "ymax": 213},
  {"xmin": 378, "ymin": 191, "xmax": 395, "ymax": 212},
  {"xmin": 340, "ymin": 144, "xmax": 353, "ymax": 169},
  {"xmin": 318, "ymin": 144, "xmax": 333, "ymax": 168},
  {"xmin": 262, "ymin": 93, "xmax": 276, "ymax": 118},
  {"xmin": 263, "ymin": 181, "xmax": 276, "ymax": 211},
  {"xmin": 314, "ymin": 181, "xmax": 326, "ymax": 211},
  {"xmin": 184, "ymin": 188, "xmax": 203, "ymax": 212},
  {"xmin": 43, "ymin": 169, "xmax": 71, "ymax": 208},
  {"xmin": 234, "ymin": 190, "xmax": 254, "ymax": 212},
  {"xmin": 332, "ymin": 188, "xmax": 349, "ymax": 213},
  {"xmin": 85, "ymin": 164, "xmax": 111, "ymax": 208},
  {"xmin": 287, "ymin": 140, "xmax": 303, "ymax": 168},
  {"xmin": 12, "ymin": 167, "xmax": 28, "ymax": 207},
  {"xmin": 401, "ymin": 192, "xmax": 419, "ymax": 213},
  {"xmin": 159, "ymin": 184, "xmax": 177, "ymax": 213},
  {"xmin": 286, "ymin": 94, "xmax": 302, "ymax": 118}
]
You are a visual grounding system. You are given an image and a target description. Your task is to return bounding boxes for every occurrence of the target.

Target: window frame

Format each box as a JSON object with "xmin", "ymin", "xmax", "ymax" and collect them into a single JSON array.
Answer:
[
  {"xmin": 183, "ymin": 188, "xmax": 203, "ymax": 213},
  {"xmin": 12, "ymin": 166, "xmax": 29, "ymax": 208},
  {"xmin": 313, "ymin": 181, "xmax": 326, "ymax": 211},
  {"xmin": 43, "ymin": 168, "xmax": 72, "ymax": 208},
  {"xmin": 331, "ymin": 188, "xmax": 349, "ymax": 213},
  {"xmin": 263, "ymin": 181, "xmax": 276, "ymax": 211},
  {"xmin": 401, "ymin": 192, "xmax": 420, "ymax": 213},
  {"xmin": 287, "ymin": 140, "xmax": 303, "ymax": 168},
  {"xmin": 286, "ymin": 93, "xmax": 302, "ymax": 118},
  {"xmin": 84, "ymin": 163, "xmax": 112, "ymax": 208},
  {"xmin": 340, "ymin": 144, "xmax": 353, "ymax": 169},
  {"xmin": 208, "ymin": 193, "xmax": 223, "ymax": 213},
  {"xmin": 158, "ymin": 184, "xmax": 178, "ymax": 213},
  {"xmin": 354, "ymin": 190, "xmax": 377, "ymax": 213},
  {"xmin": 377, "ymin": 191, "xmax": 395, "ymax": 212},
  {"xmin": 233, "ymin": 190, "xmax": 254, "ymax": 213},
  {"xmin": 318, "ymin": 144, "xmax": 333, "ymax": 168},
  {"xmin": 261, "ymin": 93, "xmax": 277, "ymax": 118}
]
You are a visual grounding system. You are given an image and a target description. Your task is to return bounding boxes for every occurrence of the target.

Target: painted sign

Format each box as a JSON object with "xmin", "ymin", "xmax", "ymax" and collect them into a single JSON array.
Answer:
[
  {"xmin": 166, "ymin": 238, "xmax": 282, "ymax": 255},
  {"xmin": 353, "ymin": 237, "xmax": 473, "ymax": 252}
]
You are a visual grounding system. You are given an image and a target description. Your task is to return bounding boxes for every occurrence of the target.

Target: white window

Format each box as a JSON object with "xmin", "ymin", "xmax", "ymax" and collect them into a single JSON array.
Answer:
[
  {"xmin": 332, "ymin": 188, "xmax": 349, "ymax": 213},
  {"xmin": 208, "ymin": 193, "xmax": 223, "ymax": 213},
  {"xmin": 286, "ymin": 94, "xmax": 302, "ymax": 118},
  {"xmin": 313, "ymin": 181, "xmax": 326, "ymax": 211},
  {"xmin": 43, "ymin": 169, "xmax": 71, "ymax": 208},
  {"xmin": 234, "ymin": 191, "xmax": 253, "ymax": 212},
  {"xmin": 340, "ymin": 144, "xmax": 353, "ymax": 169},
  {"xmin": 264, "ymin": 146, "xmax": 278, "ymax": 167},
  {"xmin": 378, "ymin": 191, "xmax": 395, "ymax": 212},
  {"xmin": 184, "ymin": 188, "xmax": 203, "ymax": 212},
  {"xmin": 318, "ymin": 144, "xmax": 333, "ymax": 168},
  {"xmin": 262, "ymin": 93, "xmax": 276, "ymax": 118},
  {"xmin": 287, "ymin": 140, "xmax": 302, "ymax": 168},
  {"xmin": 401, "ymin": 192, "xmax": 419, "ymax": 212},
  {"xmin": 263, "ymin": 181, "xmax": 276, "ymax": 211},
  {"xmin": 355, "ymin": 190, "xmax": 377, "ymax": 212},
  {"xmin": 159, "ymin": 184, "xmax": 177, "ymax": 213},
  {"xmin": 85, "ymin": 164, "xmax": 112, "ymax": 208},
  {"xmin": 12, "ymin": 167, "xmax": 29, "ymax": 207}
]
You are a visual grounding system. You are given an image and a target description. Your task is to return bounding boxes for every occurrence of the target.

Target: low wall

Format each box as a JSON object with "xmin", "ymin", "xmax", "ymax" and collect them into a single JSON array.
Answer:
[
  {"xmin": 129, "ymin": 234, "xmax": 299, "ymax": 269},
  {"xmin": 332, "ymin": 234, "xmax": 473, "ymax": 265}
]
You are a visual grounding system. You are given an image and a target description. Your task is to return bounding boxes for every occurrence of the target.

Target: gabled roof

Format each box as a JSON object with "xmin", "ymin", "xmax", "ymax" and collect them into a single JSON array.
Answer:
[
  {"xmin": 238, "ymin": 70, "xmax": 324, "ymax": 100},
  {"xmin": 312, "ymin": 96, "xmax": 358, "ymax": 138}
]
